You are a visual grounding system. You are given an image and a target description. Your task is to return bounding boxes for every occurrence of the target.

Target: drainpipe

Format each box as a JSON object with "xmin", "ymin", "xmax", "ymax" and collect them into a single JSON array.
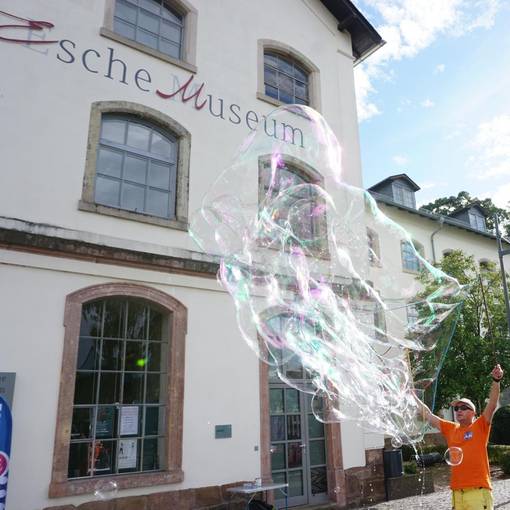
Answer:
[{"xmin": 430, "ymin": 216, "xmax": 445, "ymax": 264}]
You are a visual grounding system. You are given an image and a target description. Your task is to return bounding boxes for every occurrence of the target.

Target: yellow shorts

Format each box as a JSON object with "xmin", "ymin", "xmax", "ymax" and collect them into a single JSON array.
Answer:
[{"xmin": 451, "ymin": 488, "xmax": 493, "ymax": 510}]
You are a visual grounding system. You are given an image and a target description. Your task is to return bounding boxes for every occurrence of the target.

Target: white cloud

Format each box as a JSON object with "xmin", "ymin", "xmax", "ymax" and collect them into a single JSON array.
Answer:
[
  {"xmin": 434, "ymin": 63, "xmax": 446, "ymax": 73},
  {"xmin": 355, "ymin": 0, "xmax": 501, "ymax": 121},
  {"xmin": 470, "ymin": 114, "xmax": 510, "ymax": 180},
  {"xmin": 491, "ymin": 182, "xmax": 510, "ymax": 208},
  {"xmin": 419, "ymin": 180, "xmax": 448, "ymax": 190},
  {"xmin": 392, "ymin": 154, "xmax": 408, "ymax": 166},
  {"xmin": 421, "ymin": 98, "xmax": 435, "ymax": 108}
]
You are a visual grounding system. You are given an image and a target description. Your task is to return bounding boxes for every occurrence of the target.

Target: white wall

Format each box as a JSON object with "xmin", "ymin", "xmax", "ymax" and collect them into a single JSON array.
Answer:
[{"xmin": 0, "ymin": 249, "xmax": 260, "ymax": 509}]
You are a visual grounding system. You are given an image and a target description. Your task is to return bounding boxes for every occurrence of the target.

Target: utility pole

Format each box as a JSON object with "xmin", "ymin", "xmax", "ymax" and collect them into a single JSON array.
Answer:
[{"xmin": 495, "ymin": 214, "xmax": 510, "ymax": 337}]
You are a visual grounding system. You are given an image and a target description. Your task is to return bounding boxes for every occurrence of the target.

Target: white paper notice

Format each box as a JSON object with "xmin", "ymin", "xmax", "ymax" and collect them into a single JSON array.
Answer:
[
  {"xmin": 118, "ymin": 439, "xmax": 138, "ymax": 469},
  {"xmin": 120, "ymin": 406, "xmax": 139, "ymax": 436}
]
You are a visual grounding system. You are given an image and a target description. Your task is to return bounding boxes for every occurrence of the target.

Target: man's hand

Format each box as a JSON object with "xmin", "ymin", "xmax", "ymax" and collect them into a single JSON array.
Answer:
[
  {"xmin": 483, "ymin": 364, "xmax": 503, "ymax": 422},
  {"xmin": 492, "ymin": 364, "xmax": 504, "ymax": 382}
]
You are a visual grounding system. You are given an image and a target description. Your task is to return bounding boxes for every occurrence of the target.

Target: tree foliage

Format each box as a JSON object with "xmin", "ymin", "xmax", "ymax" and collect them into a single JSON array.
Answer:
[
  {"xmin": 417, "ymin": 250, "xmax": 510, "ymax": 412},
  {"xmin": 421, "ymin": 191, "xmax": 510, "ymax": 237}
]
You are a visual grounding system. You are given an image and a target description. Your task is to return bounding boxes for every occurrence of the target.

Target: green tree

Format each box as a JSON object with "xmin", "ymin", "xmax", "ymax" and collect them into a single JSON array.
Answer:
[
  {"xmin": 417, "ymin": 250, "xmax": 510, "ymax": 412},
  {"xmin": 421, "ymin": 192, "xmax": 510, "ymax": 237}
]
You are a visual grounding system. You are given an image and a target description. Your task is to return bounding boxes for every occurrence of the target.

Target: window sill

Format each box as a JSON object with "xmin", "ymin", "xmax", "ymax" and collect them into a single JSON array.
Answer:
[
  {"xmin": 79, "ymin": 200, "xmax": 188, "ymax": 231},
  {"xmin": 49, "ymin": 469, "xmax": 183, "ymax": 497},
  {"xmin": 100, "ymin": 27, "xmax": 197, "ymax": 74}
]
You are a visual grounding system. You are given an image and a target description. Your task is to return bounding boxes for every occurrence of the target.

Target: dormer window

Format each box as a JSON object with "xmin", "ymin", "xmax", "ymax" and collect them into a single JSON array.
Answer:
[
  {"xmin": 469, "ymin": 210, "xmax": 486, "ymax": 231},
  {"xmin": 393, "ymin": 183, "xmax": 415, "ymax": 208}
]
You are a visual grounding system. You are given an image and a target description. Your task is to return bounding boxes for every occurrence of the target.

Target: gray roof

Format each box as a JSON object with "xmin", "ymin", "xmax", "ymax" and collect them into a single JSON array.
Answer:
[{"xmin": 320, "ymin": 0, "xmax": 385, "ymax": 64}]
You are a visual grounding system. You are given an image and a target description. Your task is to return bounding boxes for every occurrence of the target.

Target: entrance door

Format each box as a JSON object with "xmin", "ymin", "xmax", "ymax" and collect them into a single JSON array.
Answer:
[{"xmin": 269, "ymin": 384, "xmax": 329, "ymax": 507}]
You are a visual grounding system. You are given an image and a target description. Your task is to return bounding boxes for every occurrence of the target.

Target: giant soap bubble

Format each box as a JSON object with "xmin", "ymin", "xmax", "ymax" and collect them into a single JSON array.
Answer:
[{"xmin": 190, "ymin": 105, "xmax": 464, "ymax": 444}]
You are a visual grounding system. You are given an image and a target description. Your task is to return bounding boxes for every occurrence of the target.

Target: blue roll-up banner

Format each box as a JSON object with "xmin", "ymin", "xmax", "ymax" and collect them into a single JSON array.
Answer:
[{"xmin": 0, "ymin": 396, "xmax": 12, "ymax": 510}]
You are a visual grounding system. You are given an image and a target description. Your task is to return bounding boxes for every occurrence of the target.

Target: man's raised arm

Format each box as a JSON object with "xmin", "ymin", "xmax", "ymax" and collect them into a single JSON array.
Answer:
[
  {"xmin": 483, "ymin": 364, "xmax": 504, "ymax": 423},
  {"xmin": 415, "ymin": 395, "xmax": 441, "ymax": 430}
]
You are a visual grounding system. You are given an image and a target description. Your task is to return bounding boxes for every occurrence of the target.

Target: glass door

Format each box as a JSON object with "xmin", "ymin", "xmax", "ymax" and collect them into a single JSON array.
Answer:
[{"xmin": 269, "ymin": 385, "xmax": 329, "ymax": 507}]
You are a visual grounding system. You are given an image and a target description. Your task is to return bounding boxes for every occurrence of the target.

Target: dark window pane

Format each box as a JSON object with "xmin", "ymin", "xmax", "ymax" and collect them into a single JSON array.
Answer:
[
  {"xmin": 121, "ymin": 182, "xmax": 145, "ymax": 212},
  {"xmin": 148, "ymin": 161, "xmax": 170, "ymax": 189},
  {"xmin": 279, "ymin": 91, "xmax": 293, "ymax": 104},
  {"xmin": 71, "ymin": 407, "xmax": 94, "ymax": 440},
  {"xmin": 148, "ymin": 309, "xmax": 163, "ymax": 341},
  {"xmin": 160, "ymin": 20, "xmax": 181, "ymax": 43},
  {"xmin": 97, "ymin": 147, "xmax": 123, "ymax": 178},
  {"xmin": 278, "ymin": 74, "xmax": 293, "ymax": 94},
  {"xmin": 271, "ymin": 443, "xmax": 285, "ymax": 470},
  {"xmin": 143, "ymin": 437, "xmax": 163, "ymax": 471},
  {"xmin": 99, "ymin": 372, "xmax": 121, "ymax": 404},
  {"xmin": 162, "ymin": 6, "xmax": 182, "ymax": 23},
  {"xmin": 77, "ymin": 338, "xmax": 99, "ymax": 370},
  {"xmin": 265, "ymin": 85, "xmax": 278, "ymax": 99},
  {"xmin": 68, "ymin": 442, "xmax": 92, "ymax": 478},
  {"xmin": 145, "ymin": 406, "xmax": 165, "ymax": 435},
  {"xmin": 136, "ymin": 28, "xmax": 158, "ymax": 49},
  {"xmin": 151, "ymin": 132, "xmax": 173, "ymax": 159},
  {"xmin": 146, "ymin": 188, "xmax": 169, "ymax": 217},
  {"xmin": 125, "ymin": 341, "xmax": 146, "ymax": 371},
  {"xmin": 294, "ymin": 66, "xmax": 308, "ymax": 82},
  {"xmin": 115, "ymin": 0, "xmax": 137, "ymax": 23},
  {"xmin": 309, "ymin": 439, "xmax": 326, "ymax": 466},
  {"xmin": 295, "ymin": 81, "xmax": 308, "ymax": 100},
  {"xmin": 146, "ymin": 373, "xmax": 163, "ymax": 403},
  {"xmin": 101, "ymin": 119, "xmax": 125, "ymax": 145},
  {"xmin": 308, "ymin": 416, "xmax": 324, "ymax": 439},
  {"xmin": 93, "ymin": 440, "xmax": 116, "ymax": 475},
  {"xmin": 159, "ymin": 39, "xmax": 180, "ymax": 58},
  {"xmin": 270, "ymin": 389, "xmax": 284, "ymax": 414},
  {"xmin": 264, "ymin": 66, "xmax": 277, "ymax": 87},
  {"xmin": 285, "ymin": 389, "xmax": 300, "ymax": 412},
  {"xmin": 147, "ymin": 342, "xmax": 164, "ymax": 371},
  {"xmin": 138, "ymin": 9, "xmax": 159, "ymax": 33},
  {"xmin": 103, "ymin": 299, "xmax": 124, "ymax": 338},
  {"xmin": 80, "ymin": 302, "xmax": 102, "ymax": 337},
  {"xmin": 127, "ymin": 301, "xmax": 147, "ymax": 339},
  {"xmin": 101, "ymin": 339, "xmax": 123, "ymax": 371},
  {"xmin": 272, "ymin": 471, "xmax": 286, "ymax": 485},
  {"xmin": 287, "ymin": 415, "xmax": 301, "ymax": 440},
  {"xmin": 96, "ymin": 406, "xmax": 116, "ymax": 439},
  {"xmin": 288, "ymin": 469, "xmax": 304, "ymax": 496},
  {"xmin": 114, "ymin": 18, "xmax": 136, "ymax": 39},
  {"xmin": 127, "ymin": 123, "xmax": 151, "ymax": 151},
  {"xmin": 271, "ymin": 416, "xmax": 285, "ymax": 441},
  {"xmin": 123, "ymin": 373, "xmax": 144, "ymax": 403},
  {"xmin": 124, "ymin": 154, "xmax": 147, "ymax": 184},
  {"xmin": 95, "ymin": 176, "xmax": 120, "ymax": 208},
  {"xmin": 264, "ymin": 53, "xmax": 278, "ymax": 68},
  {"xmin": 74, "ymin": 372, "xmax": 97, "ymax": 405},
  {"xmin": 311, "ymin": 466, "xmax": 328, "ymax": 494},
  {"xmin": 140, "ymin": 0, "xmax": 161, "ymax": 15},
  {"xmin": 278, "ymin": 57, "xmax": 293, "ymax": 76},
  {"xmin": 285, "ymin": 356, "xmax": 303, "ymax": 379}
]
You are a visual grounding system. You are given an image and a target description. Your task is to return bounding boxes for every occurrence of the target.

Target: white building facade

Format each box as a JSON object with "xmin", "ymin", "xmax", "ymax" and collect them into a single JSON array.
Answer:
[{"xmin": 0, "ymin": 2, "xmax": 385, "ymax": 510}]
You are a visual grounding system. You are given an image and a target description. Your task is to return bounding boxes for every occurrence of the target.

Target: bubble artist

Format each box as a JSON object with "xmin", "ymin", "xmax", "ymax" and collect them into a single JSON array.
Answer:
[
  {"xmin": 418, "ymin": 365, "xmax": 504, "ymax": 509},
  {"xmin": 190, "ymin": 105, "xmax": 465, "ymax": 446}
]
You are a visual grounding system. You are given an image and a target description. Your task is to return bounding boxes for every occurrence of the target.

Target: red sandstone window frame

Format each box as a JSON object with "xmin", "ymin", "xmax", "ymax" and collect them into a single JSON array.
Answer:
[{"xmin": 49, "ymin": 283, "xmax": 187, "ymax": 498}]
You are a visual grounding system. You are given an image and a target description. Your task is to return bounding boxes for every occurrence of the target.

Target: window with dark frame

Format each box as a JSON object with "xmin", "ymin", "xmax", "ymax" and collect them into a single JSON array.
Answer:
[
  {"xmin": 68, "ymin": 297, "xmax": 168, "ymax": 479},
  {"xmin": 113, "ymin": 0, "xmax": 184, "ymax": 59},
  {"xmin": 95, "ymin": 115, "xmax": 178, "ymax": 219},
  {"xmin": 469, "ymin": 211, "xmax": 486, "ymax": 231},
  {"xmin": 264, "ymin": 51, "xmax": 310, "ymax": 105}
]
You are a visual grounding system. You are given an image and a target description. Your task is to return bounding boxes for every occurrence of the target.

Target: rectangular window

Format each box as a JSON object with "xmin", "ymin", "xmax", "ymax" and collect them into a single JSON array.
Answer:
[
  {"xmin": 393, "ymin": 184, "xmax": 415, "ymax": 208},
  {"xmin": 401, "ymin": 241, "xmax": 422, "ymax": 272}
]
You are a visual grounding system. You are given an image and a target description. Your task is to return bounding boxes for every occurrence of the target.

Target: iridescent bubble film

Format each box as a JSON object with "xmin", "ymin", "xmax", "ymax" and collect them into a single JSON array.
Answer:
[
  {"xmin": 444, "ymin": 446, "xmax": 463, "ymax": 466},
  {"xmin": 190, "ymin": 105, "xmax": 465, "ymax": 445}
]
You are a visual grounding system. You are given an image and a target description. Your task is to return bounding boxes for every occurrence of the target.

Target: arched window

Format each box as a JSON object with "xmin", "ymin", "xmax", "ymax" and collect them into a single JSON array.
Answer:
[
  {"xmin": 80, "ymin": 101, "xmax": 191, "ymax": 230},
  {"xmin": 95, "ymin": 115, "xmax": 178, "ymax": 219},
  {"xmin": 258, "ymin": 156, "xmax": 328, "ymax": 254},
  {"xmin": 114, "ymin": 0, "xmax": 183, "ymax": 59},
  {"xmin": 264, "ymin": 51, "xmax": 310, "ymax": 105},
  {"xmin": 50, "ymin": 283, "xmax": 186, "ymax": 496},
  {"xmin": 401, "ymin": 240, "xmax": 424, "ymax": 273}
]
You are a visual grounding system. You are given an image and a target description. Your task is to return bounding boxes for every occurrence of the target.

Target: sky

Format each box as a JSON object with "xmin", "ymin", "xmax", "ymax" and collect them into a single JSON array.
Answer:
[{"xmin": 354, "ymin": 0, "xmax": 510, "ymax": 210}]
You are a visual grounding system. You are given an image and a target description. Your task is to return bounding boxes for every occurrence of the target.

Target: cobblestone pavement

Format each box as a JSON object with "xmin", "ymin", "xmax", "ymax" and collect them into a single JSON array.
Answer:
[{"xmin": 357, "ymin": 479, "xmax": 510, "ymax": 509}]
